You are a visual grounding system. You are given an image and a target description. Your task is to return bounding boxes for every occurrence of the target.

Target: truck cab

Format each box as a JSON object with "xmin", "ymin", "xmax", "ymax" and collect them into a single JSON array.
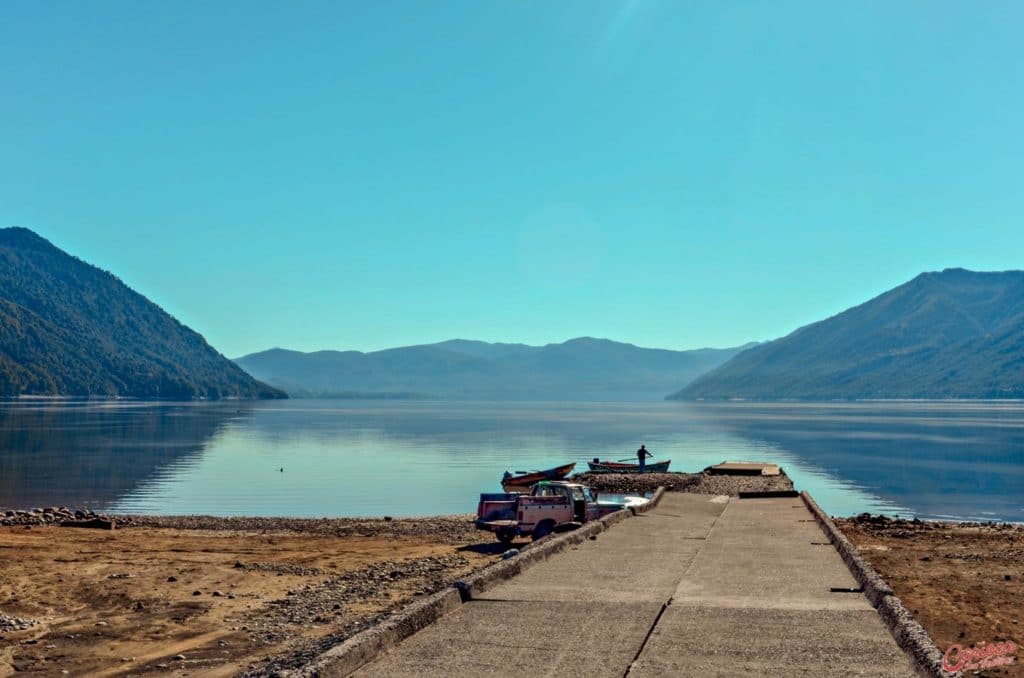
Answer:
[{"xmin": 475, "ymin": 481, "xmax": 602, "ymax": 543}]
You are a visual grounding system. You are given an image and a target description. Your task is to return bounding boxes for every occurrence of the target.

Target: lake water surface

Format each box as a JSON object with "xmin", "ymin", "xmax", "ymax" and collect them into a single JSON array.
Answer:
[{"xmin": 1, "ymin": 400, "xmax": 1021, "ymax": 522}]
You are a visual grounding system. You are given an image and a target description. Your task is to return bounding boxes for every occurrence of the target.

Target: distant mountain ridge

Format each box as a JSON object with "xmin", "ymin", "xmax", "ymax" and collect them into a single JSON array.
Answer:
[
  {"xmin": 671, "ymin": 268, "xmax": 1024, "ymax": 400},
  {"xmin": 236, "ymin": 337, "xmax": 754, "ymax": 401},
  {"xmin": 0, "ymin": 227, "xmax": 284, "ymax": 399}
]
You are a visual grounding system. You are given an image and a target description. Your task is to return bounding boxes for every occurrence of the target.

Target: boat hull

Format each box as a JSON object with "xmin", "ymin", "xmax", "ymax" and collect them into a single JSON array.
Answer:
[
  {"xmin": 501, "ymin": 462, "xmax": 576, "ymax": 490},
  {"xmin": 586, "ymin": 460, "xmax": 671, "ymax": 474}
]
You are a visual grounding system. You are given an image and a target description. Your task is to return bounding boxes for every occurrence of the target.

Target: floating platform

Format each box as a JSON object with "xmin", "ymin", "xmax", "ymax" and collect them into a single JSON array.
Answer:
[{"xmin": 707, "ymin": 461, "xmax": 781, "ymax": 476}]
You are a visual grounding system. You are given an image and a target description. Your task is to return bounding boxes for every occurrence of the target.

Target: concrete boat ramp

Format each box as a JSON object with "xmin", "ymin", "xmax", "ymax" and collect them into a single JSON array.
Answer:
[{"xmin": 349, "ymin": 494, "xmax": 916, "ymax": 677}]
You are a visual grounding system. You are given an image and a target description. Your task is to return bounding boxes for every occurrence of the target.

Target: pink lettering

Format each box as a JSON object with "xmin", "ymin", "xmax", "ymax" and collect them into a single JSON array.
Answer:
[
  {"xmin": 944, "ymin": 639, "xmax": 1018, "ymax": 672},
  {"xmin": 942, "ymin": 644, "xmax": 964, "ymax": 672}
]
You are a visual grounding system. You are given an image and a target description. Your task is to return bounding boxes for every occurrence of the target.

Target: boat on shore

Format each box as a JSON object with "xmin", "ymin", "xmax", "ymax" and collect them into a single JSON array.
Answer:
[
  {"xmin": 586, "ymin": 459, "xmax": 671, "ymax": 474},
  {"xmin": 501, "ymin": 462, "xmax": 576, "ymax": 491}
]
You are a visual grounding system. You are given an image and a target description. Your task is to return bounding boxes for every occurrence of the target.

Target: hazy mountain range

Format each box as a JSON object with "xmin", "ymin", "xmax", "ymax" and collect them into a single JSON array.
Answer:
[
  {"xmin": 2, "ymin": 226, "xmax": 1021, "ymax": 402},
  {"xmin": 235, "ymin": 339, "xmax": 754, "ymax": 401},
  {"xmin": 672, "ymin": 268, "xmax": 1024, "ymax": 400},
  {"xmin": 0, "ymin": 227, "xmax": 284, "ymax": 399}
]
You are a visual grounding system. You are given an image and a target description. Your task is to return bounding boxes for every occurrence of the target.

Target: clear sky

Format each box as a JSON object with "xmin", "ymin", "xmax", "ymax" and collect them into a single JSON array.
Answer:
[{"xmin": 3, "ymin": 2, "xmax": 1022, "ymax": 358}]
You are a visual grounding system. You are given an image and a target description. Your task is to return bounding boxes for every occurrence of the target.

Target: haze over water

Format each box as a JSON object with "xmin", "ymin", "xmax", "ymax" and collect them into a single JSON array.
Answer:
[{"xmin": 1, "ymin": 400, "xmax": 1021, "ymax": 522}]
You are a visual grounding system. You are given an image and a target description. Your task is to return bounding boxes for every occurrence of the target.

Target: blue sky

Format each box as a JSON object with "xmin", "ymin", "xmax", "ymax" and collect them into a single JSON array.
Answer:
[{"xmin": 3, "ymin": 2, "xmax": 1022, "ymax": 357}]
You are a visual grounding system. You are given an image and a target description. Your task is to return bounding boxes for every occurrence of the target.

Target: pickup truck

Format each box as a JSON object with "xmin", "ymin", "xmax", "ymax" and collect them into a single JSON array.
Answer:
[{"xmin": 475, "ymin": 481, "xmax": 604, "ymax": 543}]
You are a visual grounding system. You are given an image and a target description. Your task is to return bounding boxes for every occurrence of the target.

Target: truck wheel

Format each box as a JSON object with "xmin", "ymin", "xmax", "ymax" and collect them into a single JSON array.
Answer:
[
  {"xmin": 496, "ymin": 527, "xmax": 515, "ymax": 544},
  {"xmin": 532, "ymin": 520, "xmax": 554, "ymax": 541}
]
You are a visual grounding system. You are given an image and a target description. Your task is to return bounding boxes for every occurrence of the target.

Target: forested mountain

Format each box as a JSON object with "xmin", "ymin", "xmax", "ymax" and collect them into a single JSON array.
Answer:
[
  {"xmin": 236, "ymin": 338, "xmax": 752, "ymax": 401},
  {"xmin": 671, "ymin": 268, "xmax": 1024, "ymax": 400},
  {"xmin": 0, "ymin": 227, "xmax": 284, "ymax": 399}
]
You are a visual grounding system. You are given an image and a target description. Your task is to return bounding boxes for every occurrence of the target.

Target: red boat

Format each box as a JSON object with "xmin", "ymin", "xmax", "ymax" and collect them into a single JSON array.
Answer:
[{"xmin": 501, "ymin": 462, "xmax": 576, "ymax": 491}]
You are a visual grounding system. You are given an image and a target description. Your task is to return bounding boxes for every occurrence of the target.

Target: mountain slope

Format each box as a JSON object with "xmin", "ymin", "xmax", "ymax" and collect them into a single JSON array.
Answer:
[
  {"xmin": 0, "ymin": 227, "xmax": 284, "ymax": 399},
  {"xmin": 236, "ymin": 337, "xmax": 752, "ymax": 401},
  {"xmin": 671, "ymin": 268, "xmax": 1024, "ymax": 400}
]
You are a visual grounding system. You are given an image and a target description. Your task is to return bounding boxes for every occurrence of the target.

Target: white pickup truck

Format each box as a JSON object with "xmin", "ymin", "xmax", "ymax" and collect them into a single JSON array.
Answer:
[{"xmin": 474, "ymin": 481, "xmax": 604, "ymax": 543}]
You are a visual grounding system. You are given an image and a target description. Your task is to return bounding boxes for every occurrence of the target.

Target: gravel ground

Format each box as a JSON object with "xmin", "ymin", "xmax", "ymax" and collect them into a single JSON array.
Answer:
[
  {"xmin": 242, "ymin": 553, "xmax": 474, "ymax": 676},
  {"xmin": 0, "ymin": 612, "xmax": 37, "ymax": 633}
]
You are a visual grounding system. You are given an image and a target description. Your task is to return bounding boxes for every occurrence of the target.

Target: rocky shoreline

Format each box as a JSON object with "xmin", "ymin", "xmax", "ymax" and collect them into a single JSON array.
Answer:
[
  {"xmin": 0, "ymin": 508, "xmax": 481, "ymax": 542},
  {"xmin": 1, "ymin": 505, "xmax": 116, "ymax": 527}
]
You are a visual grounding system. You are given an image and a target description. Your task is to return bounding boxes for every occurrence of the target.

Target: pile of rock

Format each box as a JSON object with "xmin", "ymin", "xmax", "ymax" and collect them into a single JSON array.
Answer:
[
  {"xmin": 573, "ymin": 467, "xmax": 795, "ymax": 496},
  {"xmin": 240, "ymin": 554, "xmax": 473, "ymax": 676},
  {"xmin": 572, "ymin": 472, "xmax": 699, "ymax": 494},
  {"xmin": 686, "ymin": 469, "xmax": 794, "ymax": 496},
  {"xmin": 0, "ymin": 612, "xmax": 37, "ymax": 633},
  {"xmin": 253, "ymin": 553, "xmax": 470, "ymax": 629},
  {"xmin": 0, "ymin": 506, "xmax": 119, "ymax": 527}
]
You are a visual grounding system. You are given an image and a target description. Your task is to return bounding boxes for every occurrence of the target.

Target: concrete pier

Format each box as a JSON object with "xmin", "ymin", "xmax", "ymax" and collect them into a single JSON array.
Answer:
[{"xmin": 351, "ymin": 494, "xmax": 915, "ymax": 677}]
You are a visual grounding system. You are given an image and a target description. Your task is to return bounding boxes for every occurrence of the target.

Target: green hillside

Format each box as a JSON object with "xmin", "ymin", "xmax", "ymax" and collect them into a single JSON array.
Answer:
[{"xmin": 0, "ymin": 227, "xmax": 284, "ymax": 399}]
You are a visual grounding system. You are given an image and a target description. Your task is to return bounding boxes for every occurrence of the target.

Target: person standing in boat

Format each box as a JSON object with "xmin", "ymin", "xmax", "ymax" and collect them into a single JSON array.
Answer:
[{"xmin": 637, "ymin": 444, "xmax": 653, "ymax": 472}]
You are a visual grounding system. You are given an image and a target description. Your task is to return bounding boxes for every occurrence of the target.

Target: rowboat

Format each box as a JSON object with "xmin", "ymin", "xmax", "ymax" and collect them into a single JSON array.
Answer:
[
  {"xmin": 501, "ymin": 462, "xmax": 576, "ymax": 490},
  {"xmin": 586, "ymin": 459, "xmax": 671, "ymax": 474}
]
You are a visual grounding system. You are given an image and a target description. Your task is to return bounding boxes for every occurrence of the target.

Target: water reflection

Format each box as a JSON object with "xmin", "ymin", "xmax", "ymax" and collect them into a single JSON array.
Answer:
[
  {"xmin": 0, "ymin": 401, "xmax": 247, "ymax": 509},
  {"xmin": 0, "ymin": 400, "xmax": 1019, "ymax": 521},
  {"xmin": 683, "ymin": 401, "xmax": 1024, "ymax": 522}
]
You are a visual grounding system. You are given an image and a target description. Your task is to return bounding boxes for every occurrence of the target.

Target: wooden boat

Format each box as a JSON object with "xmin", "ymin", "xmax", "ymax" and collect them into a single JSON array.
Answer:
[
  {"xmin": 501, "ymin": 462, "xmax": 576, "ymax": 490},
  {"xmin": 586, "ymin": 459, "xmax": 671, "ymax": 474}
]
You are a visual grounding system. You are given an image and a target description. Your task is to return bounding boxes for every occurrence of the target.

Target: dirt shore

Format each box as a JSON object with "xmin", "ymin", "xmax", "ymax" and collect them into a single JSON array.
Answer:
[
  {"xmin": 0, "ymin": 516, "xmax": 502, "ymax": 677},
  {"xmin": 838, "ymin": 515, "xmax": 1023, "ymax": 676}
]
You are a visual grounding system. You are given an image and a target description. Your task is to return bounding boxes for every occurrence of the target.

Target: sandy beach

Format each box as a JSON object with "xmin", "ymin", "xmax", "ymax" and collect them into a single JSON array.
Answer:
[{"xmin": 0, "ymin": 516, "xmax": 499, "ymax": 677}]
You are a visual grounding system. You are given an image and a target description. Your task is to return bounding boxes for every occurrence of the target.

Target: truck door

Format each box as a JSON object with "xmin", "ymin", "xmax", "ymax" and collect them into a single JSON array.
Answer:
[
  {"xmin": 570, "ymin": 486, "xmax": 587, "ymax": 522},
  {"xmin": 583, "ymin": 487, "xmax": 600, "ymax": 522}
]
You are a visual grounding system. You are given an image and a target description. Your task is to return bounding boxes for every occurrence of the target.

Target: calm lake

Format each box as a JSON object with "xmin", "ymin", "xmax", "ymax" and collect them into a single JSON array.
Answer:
[{"xmin": 1, "ymin": 400, "xmax": 1022, "ymax": 522}]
